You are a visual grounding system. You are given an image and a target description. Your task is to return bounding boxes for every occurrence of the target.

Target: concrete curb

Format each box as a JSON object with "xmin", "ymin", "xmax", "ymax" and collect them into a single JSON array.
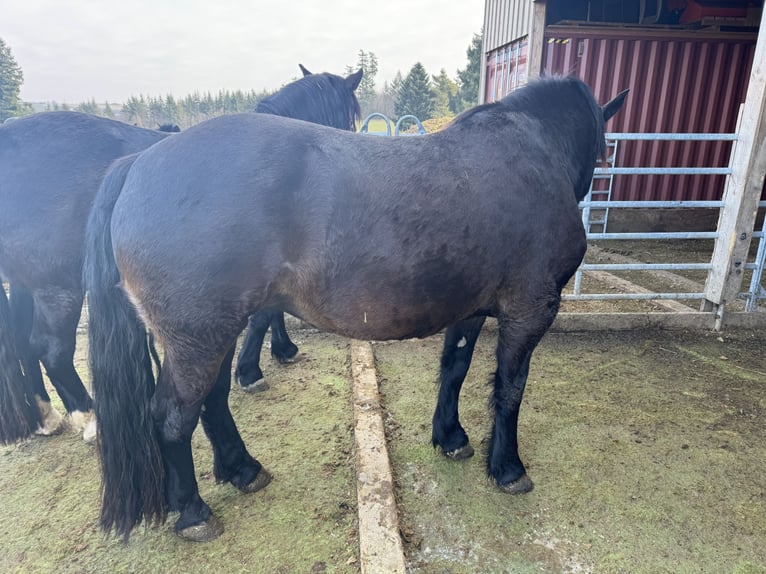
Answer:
[{"xmin": 350, "ymin": 340, "xmax": 407, "ymax": 574}]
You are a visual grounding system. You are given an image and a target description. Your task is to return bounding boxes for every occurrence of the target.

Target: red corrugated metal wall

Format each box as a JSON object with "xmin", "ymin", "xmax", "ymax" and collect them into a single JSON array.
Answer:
[{"xmin": 543, "ymin": 29, "xmax": 756, "ymax": 201}]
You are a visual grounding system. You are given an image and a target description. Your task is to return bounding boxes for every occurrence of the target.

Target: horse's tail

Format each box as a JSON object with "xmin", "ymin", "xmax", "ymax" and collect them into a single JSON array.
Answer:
[
  {"xmin": 0, "ymin": 281, "xmax": 42, "ymax": 443},
  {"xmin": 83, "ymin": 153, "xmax": 166, "ymax": 539}
]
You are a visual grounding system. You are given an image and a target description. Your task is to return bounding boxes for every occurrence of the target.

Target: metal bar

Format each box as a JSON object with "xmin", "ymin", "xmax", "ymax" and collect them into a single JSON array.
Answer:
[
  {"xmin": 582, "ymin": 200, "xmax": 764, "ymax": 210},
  {"xmin": 569, "ymin": 129, "xmax": 766, "ymax": 315},
  {"xmin": 745, "ymin": 214, "xmax": 766, "ymax": 312},
  {"xmin": 593, "ymin": 167, "xmax": 731, "ymax": 175},
  {"xmin": 563, "ymin": 292, "xmax": 705, "ymax": 301},
  {"xmin": 586, "ymin": 232, "xmax": 718, "ymax": 240},
  {"xmin": 605, "ymin": 132, "xmax": 738, "ymax": 141},
  {"xmin": 579, "ymin": 263, "xmax": 711, "ymax": 271},
  {"xmin": 581, "ymin": 201, "xmax": 724, "ymax": 208}
]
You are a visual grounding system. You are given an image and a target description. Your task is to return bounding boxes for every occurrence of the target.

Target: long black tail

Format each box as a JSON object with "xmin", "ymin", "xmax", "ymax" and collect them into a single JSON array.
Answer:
[
  {"xmin": 0, "ymin": 281, "xmax": 41, "ymax": 443},
  {"xmin": 83, "ymin": 153, "xmax": 166, "ymax": 539}
]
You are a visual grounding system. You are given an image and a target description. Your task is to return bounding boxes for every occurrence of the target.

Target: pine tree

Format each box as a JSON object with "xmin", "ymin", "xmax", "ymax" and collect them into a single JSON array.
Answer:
[
  {"xmin": 431, "ymin": 68, "xmax": 459, "ymax": 117},
  {"xmin": 395, "ymin": 63, "xmax": 434, "ymax": 121},
  {"xmin": 345, "ymin": 49, "xmax": 378, "ymax": 115},
  {"xmin": 0, "ymin": 38, "xmax": 30, "ymax": 121},
  {"xmin": 456, "ymin": 31, "xmax": 483, "ymax": 111}
]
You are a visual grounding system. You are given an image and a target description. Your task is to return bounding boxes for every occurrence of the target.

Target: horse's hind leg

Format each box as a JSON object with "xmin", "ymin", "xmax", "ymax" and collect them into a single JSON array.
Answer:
[
  {"xmin": 201, "ymin": 345, "xmax": 271, "ymax": 492},
  {"xmin": 488, "ymin": 290, "xmax": 563, "ymax": 494},
  {"xmin": 432, "ymin": 316, "xmax": 486, "ymax": 460},
  {"xmin": 30, "ymin": 287, "xmax": 94, "ymax": 438},
  {"xmin": 152, "ymin": 352, "xmax": 219, "ymax": 540},
  {"xmin": 155, "ymin": 339, "xmax": 268, "ymax": 541},
  {"xmin": 9, "ymin": 283, "xmax": 66, "ymax": 436},
  {"xmin": 235, "ymin": 311, "xmax": 271, "ymax": 391},
  {"xmin": 269, "ymin": 312, "xmax": 299, "ymax": 364}
]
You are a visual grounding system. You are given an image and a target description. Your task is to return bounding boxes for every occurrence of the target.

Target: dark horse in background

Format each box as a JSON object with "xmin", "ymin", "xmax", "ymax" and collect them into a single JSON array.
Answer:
[
  {"xmin": 235, "ymin": 64, "xmax": 362, "ymax": 391},
  {"xmin": 85, "ymin": 76, "xmax": 627, "ymax": 541},
  {"xmin": 0, "ymin": 116, "xmax": 173, "ymax": 443},
  {"xmin": 0, "ymin": 66, "xmax": 362, "ymax": 444}
]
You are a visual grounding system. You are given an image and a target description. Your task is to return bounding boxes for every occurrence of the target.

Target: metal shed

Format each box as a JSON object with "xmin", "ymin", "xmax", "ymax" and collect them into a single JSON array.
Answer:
[
  {"xmin": 480, "ymin": 0, "xmax": 766, "ymax": 328},
  {"xmin": 480, "ymin": 0, "xmax": 760, "ymax": 202}
]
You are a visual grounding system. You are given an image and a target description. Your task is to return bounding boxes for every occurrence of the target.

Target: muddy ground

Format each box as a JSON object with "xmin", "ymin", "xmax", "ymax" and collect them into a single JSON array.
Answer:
[{"xmin": 1, "ymin": 322, "xmax": 765, "ymax": 573}]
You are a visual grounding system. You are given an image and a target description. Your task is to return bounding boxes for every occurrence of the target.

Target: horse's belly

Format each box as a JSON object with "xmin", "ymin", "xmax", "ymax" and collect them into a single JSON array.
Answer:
[
  {"xmin": 284, "ymin": 274, "xmax": 482, "ymax": 341},
  {"xmin": 297, "ymin": 304, "xmax": 455, "ymax": 341}
]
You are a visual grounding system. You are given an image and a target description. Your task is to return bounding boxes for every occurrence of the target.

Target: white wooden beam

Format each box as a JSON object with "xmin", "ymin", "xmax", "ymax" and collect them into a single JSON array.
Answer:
[{"xmin": 703, "ymin": 7, "xmax": 766, "ymax": 306}]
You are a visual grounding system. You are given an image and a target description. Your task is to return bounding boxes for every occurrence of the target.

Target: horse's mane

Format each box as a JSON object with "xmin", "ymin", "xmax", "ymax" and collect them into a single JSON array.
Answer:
[
  {"xmin": 255, "ymin": 73, "xmax": 361, "ymax": 132},
  {"xmin": 452, "ymin": 76, "xmax": 606, "ymax": 160}
]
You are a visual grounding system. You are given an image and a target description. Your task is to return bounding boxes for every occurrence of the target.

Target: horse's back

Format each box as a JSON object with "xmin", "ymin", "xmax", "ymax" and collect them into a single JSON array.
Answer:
[{"xmin": 0, "ymin": 112, "xmax": 168, "ymax": 286}]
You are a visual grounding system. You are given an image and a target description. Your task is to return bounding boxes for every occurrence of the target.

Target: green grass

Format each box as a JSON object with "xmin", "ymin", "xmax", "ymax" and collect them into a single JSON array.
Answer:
[
  {"xmin": 0, "ymin": 332, "xmax": 358, "ymax": 573},
  {"xmin": 359, "ymin": 117, "xmax": 393, "ymax": 135},
  {"xmin": 375, "ymin": 325, "xmax": 766, "ymax": 573}
]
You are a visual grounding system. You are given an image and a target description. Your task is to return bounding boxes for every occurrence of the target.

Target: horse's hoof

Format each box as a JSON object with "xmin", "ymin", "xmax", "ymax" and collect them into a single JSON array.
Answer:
[
  {"xmin": 273, "ymin": 342, "xmax": 299, "ymax": 364},
  {"xmin": 34, "ymin": 398, "xmax": 67, "ymax": 436},
  {"xmin": 444, "ymin": 444, "xmax": 475, "ymax": 460},
  {"xmin": 68, "ymin": 410, "xmax": 90, "ymax": 432},
  {"xmin": 242, "ymin": 380, "xmax": 270, "ymax": 393},
  {"xmin": 239, "ymin": 467, "xmax": 272, "ymax": 494},
  {"xmin": 82, "ymin": 416, "xmax": 97, "ymax": 444},
  {"xmin": 274, "ymin": 353, "xmax": 300, "ymax": 365},
  {"xmin": 498, "ymin": 474, "xmax": 534, "ymax": 495},
  {"xmin": 176, "ymin": 515, "xmax": 224, "ymax": 542}
]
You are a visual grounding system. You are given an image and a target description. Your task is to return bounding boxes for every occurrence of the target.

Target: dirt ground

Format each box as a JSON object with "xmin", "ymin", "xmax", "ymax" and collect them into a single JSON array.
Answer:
[
  {"xmin": 376, "ymin": 323, "xmax": 766, "ymax": 574},
  {"xmin": 1, "ymin": 323, "xmax": 764, "ymax": 573},
  {"xmin": 0, "ymin": 331, "xmax": 359, "ymax": 574}
]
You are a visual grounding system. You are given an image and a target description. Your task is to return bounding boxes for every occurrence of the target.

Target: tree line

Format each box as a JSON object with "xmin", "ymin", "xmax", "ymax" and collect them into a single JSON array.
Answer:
[
  {"xmin": 347, "ymin": 34, "xmax": 482, "ymax": 122},
  {"xmin": 1, "ymin": 33, "xmax": 483, "ymax": 127}
]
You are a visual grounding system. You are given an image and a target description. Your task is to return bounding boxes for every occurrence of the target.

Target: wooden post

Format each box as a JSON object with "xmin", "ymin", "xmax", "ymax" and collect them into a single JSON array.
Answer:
[
  {"xmin": 351, "ymin": 341, "xmax": 407, "ymax": 574},
  {"xmin": 703, "ymin": 8, "xmax": 766, "ymax": 315},
  {"xmin": 527, "ymin": 0, "xmax": 547, "ymax": 80}
]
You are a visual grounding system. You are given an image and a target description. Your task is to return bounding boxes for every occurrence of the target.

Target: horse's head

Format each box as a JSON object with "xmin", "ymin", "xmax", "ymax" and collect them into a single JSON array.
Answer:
[
  {"xmin": 255, "ymin": 67, "xmax": 363, "ymax": 132},
  {"xmin": 573, "ymin": 80, "xmax": 628, "ymax": 202}
]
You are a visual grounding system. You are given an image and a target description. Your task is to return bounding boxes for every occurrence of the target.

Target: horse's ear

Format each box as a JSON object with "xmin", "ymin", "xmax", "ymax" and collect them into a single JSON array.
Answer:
[
  {"xmin": 299, "ymin": 64, "xmax": 312, "ymax": 77},
  {"xmin": 346, "ymin": 68, "xmax": 364, "ymax": 92},
  {"xmin": 602, "ymin": 89, "xmax": 629, "ymax": 122}
]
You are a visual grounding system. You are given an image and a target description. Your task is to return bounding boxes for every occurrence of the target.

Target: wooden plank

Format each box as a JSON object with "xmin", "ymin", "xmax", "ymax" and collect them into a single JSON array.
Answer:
[
  {"xmin": 704, "ymin": 8, "xmax": 766, "ymax": 305},
  {"xmin": 350, "ymin": 341, "xmax": 407, "ymax": 574}
]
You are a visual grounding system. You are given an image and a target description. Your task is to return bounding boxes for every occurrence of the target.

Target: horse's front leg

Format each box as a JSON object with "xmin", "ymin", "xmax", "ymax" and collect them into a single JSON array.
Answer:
[
  {"xmin": 488, "ymin": 298, "xmax": 560, "ymax": 494},
  {"xmin": 432, "ymin": 316, "xmax": 486, "ymax": 460},
  {"xmin": 488, "ymin": 345, "xmax": 534, "ymax": 493}
]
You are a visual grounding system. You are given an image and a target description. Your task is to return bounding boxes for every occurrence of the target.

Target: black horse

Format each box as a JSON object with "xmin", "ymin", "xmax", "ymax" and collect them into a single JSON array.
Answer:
[
  {"xmin": 236, "ymin": 65, "xmax": 362, "ymax": 390},
  {"xmin": 0, "ymin": 67, "xmax": 362, "ymax": 444},
  {"xmin": 85, "ymin": 76, "xmax": 627, "ymax": 541},
  {"xmin": 0, "ymin": 115, "xmax": 173, "ymax": 443}
]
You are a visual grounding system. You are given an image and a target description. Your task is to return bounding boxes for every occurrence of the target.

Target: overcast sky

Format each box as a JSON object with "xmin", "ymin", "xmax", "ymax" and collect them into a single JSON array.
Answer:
[{"xmin": 1, "ymin": 0, "xmax": 485, "ymax": 104}]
